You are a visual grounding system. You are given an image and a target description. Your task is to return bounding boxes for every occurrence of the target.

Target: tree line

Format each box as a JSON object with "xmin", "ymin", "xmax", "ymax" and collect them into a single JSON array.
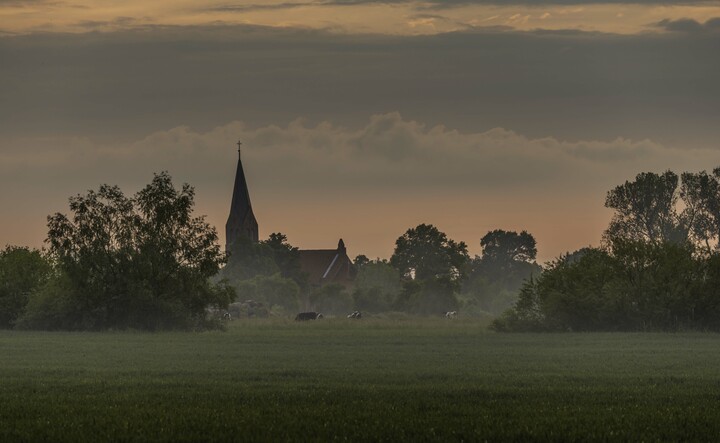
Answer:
[
  {"xmin": 0, "ymin": 171, "xmax": 539, "ymax": 330},
  {"xmin": 4, "ymin": 167, "xmax": 720, "ymax": 331},
  {"xmin": 220, "ymin": 221, "xmax": 539, "ymax": 318},
  {"xmin": 494, "ymin": 169, "xmax": 720, "ymax": 331}
]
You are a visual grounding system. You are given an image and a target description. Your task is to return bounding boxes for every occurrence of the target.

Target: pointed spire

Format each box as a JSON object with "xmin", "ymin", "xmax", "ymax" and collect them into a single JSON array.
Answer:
[{"xmin": 226, "ymin": 141, "xmax": 259, "ymax": 250}]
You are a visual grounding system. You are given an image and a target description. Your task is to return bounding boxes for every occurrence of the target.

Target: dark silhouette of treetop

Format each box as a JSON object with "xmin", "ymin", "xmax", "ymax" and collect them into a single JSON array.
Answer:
[
  {"xmin": 390, "ymin": 223, "xmax": 468, "ymax": 281},
  {"xmin": 480, "ymin": 229, "xmax": 537, "ymax": 264},
  {"xmin": 604, "ymin": 171, "xmax": 689, "ymax": 245}
]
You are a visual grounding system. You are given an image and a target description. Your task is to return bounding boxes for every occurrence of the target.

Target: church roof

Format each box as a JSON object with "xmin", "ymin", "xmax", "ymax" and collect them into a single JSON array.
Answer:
[{"xmin": 299, "ymin": 239, "xmax": 354, "ymax": 286}]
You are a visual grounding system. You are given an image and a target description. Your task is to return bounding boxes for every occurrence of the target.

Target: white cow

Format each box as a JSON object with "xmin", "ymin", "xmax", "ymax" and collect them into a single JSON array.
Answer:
[{"xmin": 445, "ymin": 311, "xmax": 458, "ymax": 319}]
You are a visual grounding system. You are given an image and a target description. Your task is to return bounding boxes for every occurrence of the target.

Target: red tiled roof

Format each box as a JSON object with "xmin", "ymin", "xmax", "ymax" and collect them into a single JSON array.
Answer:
[{"xmin": 299, "ymin": 242, "xmax": 354, "ymax": 286}]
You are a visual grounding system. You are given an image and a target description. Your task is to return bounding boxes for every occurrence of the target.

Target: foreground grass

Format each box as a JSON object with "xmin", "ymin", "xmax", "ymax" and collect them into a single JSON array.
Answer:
[{"xmin": 2, "ymin": 318, "xmax": 720, "ymax": 441}]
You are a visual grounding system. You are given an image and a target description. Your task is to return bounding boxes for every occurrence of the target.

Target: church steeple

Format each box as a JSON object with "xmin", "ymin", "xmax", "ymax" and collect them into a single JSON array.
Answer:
[{"xmin": 226, "ymin": 140, "xmax": 259, "ymax": 251}]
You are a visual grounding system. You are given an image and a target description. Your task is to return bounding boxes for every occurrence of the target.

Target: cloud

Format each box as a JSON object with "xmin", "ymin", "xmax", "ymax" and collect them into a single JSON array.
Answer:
[
  {"xmin": 75, "ymin": 16, "xmax": 138, "ymax": 29},
  {"xmin": 2, "ymin": 112, "xmax": 717, "ymax": 194},
  {"xmin": 200, "ymin": 0, "xmax": 720, "ymax": 13},
  {"xmin": 0, "ymin": 0, "xmax": 50, "ymax": 4},
  {"xmin": 3, "ymin": 113, "xmax": 720, "ymax": 258},
  {"xmin": 207, "ymin": 2, "xmax": 316, "ymax": 12},
  {"xmin": 319, "ymin": 0, "xmax": 714, "ymax": 6},
  {"xmin": 1, "ymin": 23, "xmax": 718, "ymax": 149},
  {"xmin": 654, "ymin": 17, "xmax": 720, "ymax": 32}
]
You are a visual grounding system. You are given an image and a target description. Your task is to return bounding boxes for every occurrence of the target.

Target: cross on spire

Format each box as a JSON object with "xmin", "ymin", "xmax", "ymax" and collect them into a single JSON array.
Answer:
[{"xmin": 237, "ymin": 140, "xmax": 242, "ymax": 157}]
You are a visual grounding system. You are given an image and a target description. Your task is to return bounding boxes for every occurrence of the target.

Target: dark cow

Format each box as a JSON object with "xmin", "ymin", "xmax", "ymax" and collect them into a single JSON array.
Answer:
[
  {"xmin": 347, "ymin": 311, "xmax": 362, "ymax": 319},
  {"xmin": 295, "ymin": 311, "xmax": 323, "ymax": 321}
]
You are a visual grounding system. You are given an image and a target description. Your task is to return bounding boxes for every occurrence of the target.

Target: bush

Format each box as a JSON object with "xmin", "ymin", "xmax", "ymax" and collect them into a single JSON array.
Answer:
[
  {"xmin": 494, "ymin": 242, "xmax": 720, "ymax": 332},
  {"xmin": 352, "ymin": 262, "xmax": 402, "ymax": 313},
  {"xmin": 0, "ymin": 246, "xmax": 52, "ymax": 328}
]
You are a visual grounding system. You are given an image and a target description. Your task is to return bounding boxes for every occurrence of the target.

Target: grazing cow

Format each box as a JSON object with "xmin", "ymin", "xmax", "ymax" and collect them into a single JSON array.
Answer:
[
  {"xmin": 347, "ymin": 311, "xmax": 362, "ymax": 319},
  {"xmin": 295, "ymin": 311, "xmax": 323, "ymax": 321},
  {"xmin": 445, "ymin": 311, "xmax": 458, "ymax": 319}
]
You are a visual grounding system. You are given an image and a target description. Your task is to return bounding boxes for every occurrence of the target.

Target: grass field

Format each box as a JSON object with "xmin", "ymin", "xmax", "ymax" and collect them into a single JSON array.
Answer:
[{"xmin": 2, "ymin": 318, "xmax": 720, "ymax": 441}]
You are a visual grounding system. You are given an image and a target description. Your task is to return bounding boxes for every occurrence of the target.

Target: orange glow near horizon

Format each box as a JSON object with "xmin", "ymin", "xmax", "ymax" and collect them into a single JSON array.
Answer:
[
  {"xmin": 1, "ymin": 1, "xmax": 719, "ymax": 36},
  {"xmin": 198, "ymin": 191, "xmax": 611, "ymax": 264}
]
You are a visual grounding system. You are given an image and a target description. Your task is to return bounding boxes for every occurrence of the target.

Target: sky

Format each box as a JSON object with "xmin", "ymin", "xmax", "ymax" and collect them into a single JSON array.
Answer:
[{"xmin": 1, "ymin": 0, "xmax": 719, "ymax": 262}]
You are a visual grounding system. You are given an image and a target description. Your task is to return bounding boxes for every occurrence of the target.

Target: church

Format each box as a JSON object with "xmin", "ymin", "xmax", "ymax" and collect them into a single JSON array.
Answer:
[{"xmin": 225, "ymin": 142, "xmax": 354, "ymax": 287}]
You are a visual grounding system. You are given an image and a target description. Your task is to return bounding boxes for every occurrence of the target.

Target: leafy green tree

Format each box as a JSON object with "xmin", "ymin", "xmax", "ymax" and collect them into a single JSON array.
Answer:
[
  {"xmin": 695, "ymin": 253, "xmax": 720, "ymax": 330},
  {"xmin": 353, "ymin": 254, "xmax": 370, "ymax": 269},
  {"xmin": 462, "ymin": 230, "xmax": 541, "ymax": 315},
  {"xmin": 0, "ymin": 246, "xmax": 52, "ymax": 328},
  {"xmin": 352, "ymin": 261, "xmax": 402, "ymax": 312},
  {"xmin": 412, "ymin": 276, "xmax": 459, "ymax": 315},
  {"xmin": 493, "ymin": 169, "xmax": 720, "ymax": 333},
  {"xmin": 261, "ymin": 233, "xmax": 303, "ymax": 284},
  {"xmin": 390, "ymin": 224, "xmax": 469, "ymax": 281},
  {"xmin": 604, "ymin": 171, "xmax": 690, "ymax": 245},
  {"xmin": 491, "ymin": 277, "xmax": 545, "ymax": 332},
  {"xmin": 609, "ymin": 239, "xmax": 701, "ymax": 330},
  {"xmin": 392, "ymin": 279, "xmax": 421, "ymax": 312},
  {"xmin": 493, "ymin": 248, "xmax": 625, "ymax": 332},
  {"xmin": 221, "ymin": 233, "xmax": 305, "ymax": 315},
  {"xmin": 680, "ymin": 169, "xmax": 720, "ymax": 251},
  {"xmin": 223, "ymin": 236, "xmax": 279, "ymax": 281},
  {"xmin": 494, "ymin": 242, "xmax": 710, "ymax": 332},
  {"xmin": 21, "ymin": 172, "xmax": 233, "ymax": 331},
  {"xmin": 223, "ymin": 233, "xmax": 305, "ymax": 286},
  {"xmin": 480, "ymin": 230, "xmax": 537, "ymax": 264}
]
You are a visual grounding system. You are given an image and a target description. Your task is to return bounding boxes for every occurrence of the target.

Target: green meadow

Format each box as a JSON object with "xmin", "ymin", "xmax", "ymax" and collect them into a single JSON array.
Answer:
[{"xmin": 3, "ymin": 318, "xmax": 720, "ymax": 441}]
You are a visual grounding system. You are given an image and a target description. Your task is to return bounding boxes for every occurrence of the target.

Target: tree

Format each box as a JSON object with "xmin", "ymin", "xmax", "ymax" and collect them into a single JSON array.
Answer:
[
  {"xmin": 480, "ymin": 230, "xmax": 537, "ymax": 264},
  {"xmin": 352, "ymin": 261, "xmax": 402, "ymax": 312},
  {"xmin": 260, "ymin": 233, "xmax": 304, "ymax": 285},
  {"xmin": 604, "ymin": 171, "xmax": 690, "ymax": 245},
  {"xmin": 353, "ymin": 254, "xmax": 371, "ymax": 269},
  {"xmin": 21, "ymin": 172, "xmax": 233, "ymax": 331},
  {"xmin": 462, "ymin": 230, "xmax": 541, "ymax": 315},
  {"xmin": 221, "ymin": 233, "xmax": 306, "ymax": 315},
  {"xmin": 491, "ymin": 169, "xmax": 720, "ymax": 333},
  {"xmin": 610, "ymin": 239, "xmax": 701, "ymax": 330},
  {"xmin": 0, "ymin": 246, "xmax": 52, "ymax": 328},
  {"xmin": 390, "ymin": 224, "xmax": 469, "ymax": 281},
  {"xmin": 223, "ymin": 235, "xmax": 278, "ymax": 281},
  {"xmin": 412, "ymin": 276, "xmax": 459, "ymax": 315},
  {"xmin": 492, "ymin": 248, "xmax": 627, "ymax": 332},
  {"xmin": 223, "ymin": 233, "xmax": 305, "ymax": 285},
  {"xmin": 493, "ymin": 242, "xmax": 713, "ymax": 332},
  {"xmin": 680, "ymin": 169, "xmax": 720, "ymax": 251}
]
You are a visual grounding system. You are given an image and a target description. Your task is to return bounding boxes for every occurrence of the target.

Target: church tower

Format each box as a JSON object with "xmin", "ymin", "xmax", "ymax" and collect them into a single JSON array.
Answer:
[{"xmin": 226, "ymin": 141, "xmax": 259, "ymax": 251}]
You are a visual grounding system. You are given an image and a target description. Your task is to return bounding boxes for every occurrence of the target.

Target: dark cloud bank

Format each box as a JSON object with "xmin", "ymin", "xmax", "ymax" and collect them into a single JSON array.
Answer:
[{"xmin": 0, "ymin": 22, "xmax": 719, "ymax": 148}]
